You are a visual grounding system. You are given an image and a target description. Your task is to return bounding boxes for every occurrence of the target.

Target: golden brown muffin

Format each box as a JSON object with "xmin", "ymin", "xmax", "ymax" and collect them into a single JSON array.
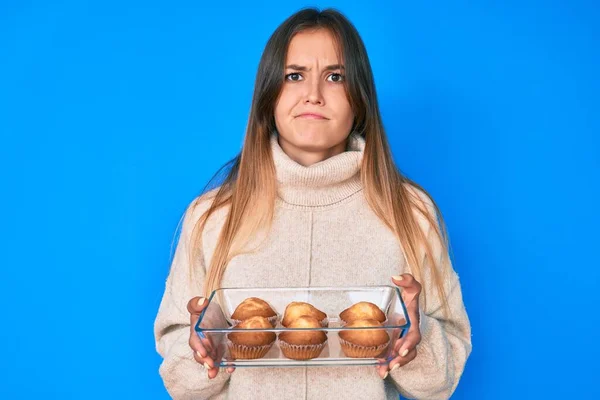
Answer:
[
  {"xmin": 228, "ymin": 316, "xmax": 276, "ymax": 346},
  {"xmin": 282, "ymin": 301, "xmax": 327, "ymax": 327},
  {"xmin": 339, "ymin": 301, "xmax": 386, "ymax": 324},
  {"xmin": 279, "ymin": 316, "xmax": 327, "ymax": 360},
  {"xmin": 279, "ymin": 316, "xmax": 327, "ymax": 345},
  {"xmin": 227, "ymin": 316, "xmax": 276, "ymax": 359},
  {"xmin": 338, "ymin": 319, "xmax": 390, "ymax": 358},
  {"xmin": 231, "ymin": 297, "xmax": 277, "ymax": 323}
]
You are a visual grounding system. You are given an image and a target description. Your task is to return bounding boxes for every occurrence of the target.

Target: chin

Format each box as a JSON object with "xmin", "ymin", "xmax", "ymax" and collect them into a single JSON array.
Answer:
[{"xmin": 285, "ymin": 129, "xmax": 344, "ymax": 152}]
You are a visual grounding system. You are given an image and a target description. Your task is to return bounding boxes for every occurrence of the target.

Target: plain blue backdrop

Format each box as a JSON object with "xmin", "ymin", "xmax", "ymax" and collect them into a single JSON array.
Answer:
[{"xmin": 1, "ymin": 0, "xmax": 598, "ymax": 398}]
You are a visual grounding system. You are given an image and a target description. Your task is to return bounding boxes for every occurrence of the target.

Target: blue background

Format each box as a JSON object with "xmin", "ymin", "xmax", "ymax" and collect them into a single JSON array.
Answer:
[{"xmin": 1, "ymin": 0, "xmax": 598, "ymax": 398}]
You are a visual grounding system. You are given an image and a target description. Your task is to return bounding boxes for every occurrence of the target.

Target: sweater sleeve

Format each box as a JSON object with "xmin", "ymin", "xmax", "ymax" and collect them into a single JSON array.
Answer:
[
  {"xmin": 154, "ymin": 200, "xmax": 229, "ymax": 400},
  {"xmin": 389, "ymin": 192, "xmax": 472, "ymax": 399}
]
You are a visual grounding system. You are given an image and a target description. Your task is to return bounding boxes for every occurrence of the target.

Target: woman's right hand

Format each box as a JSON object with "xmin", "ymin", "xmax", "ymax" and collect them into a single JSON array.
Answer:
[{"xmin": 187, "ymin": 296, "xmax": 235, "ymax": 379}]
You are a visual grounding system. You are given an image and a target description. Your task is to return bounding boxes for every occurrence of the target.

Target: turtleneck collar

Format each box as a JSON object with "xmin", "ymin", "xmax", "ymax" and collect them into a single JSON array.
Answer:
[{"xmin": 270, "ymin": 132, "xmax": 365, "ymax": 207}]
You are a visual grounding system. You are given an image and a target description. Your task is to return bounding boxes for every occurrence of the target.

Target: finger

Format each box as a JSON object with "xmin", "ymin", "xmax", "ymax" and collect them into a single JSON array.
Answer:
[
  {"xmin": 206, "ymin": 351, "xmax": 223, "ymax": 380},
  {"xmin": 190, "ymin": 301, "xmax": 215, "ymax": 354},
  {"xmin": 195, "ymin": 326, "xmax": 215, "ymax": 353},
  {"xmin": 394, "ymin": 337, "xmax": 405, "ymax": 353},
  {"xmin": 193, "ymin": 349, "xmax": 215, "ymax": 371},
  {"xmin": 187, "ymin": 296, "xmax": 208, "ymax": 315},
  {"xmin": 223, "ymin": 359, "xmax": 236, "ymax": 374},
  {"xmin": 391, "ymin": 274, "xmax": 422, "ymax": 299},
  {"xmin": 189, "ymin": 305, "xmax": 215, "ymax": 353},
  {"xmin": 192, "ymin": 347, "xmax": 220, "ymax": 379},
  {"xmin": 391, "ymin": 275, "xmax": 421, "ymax": 333},
  {"xmin": 190, "ymin": 302, "xmax": 216, "ymax": 357},
  {"xmin": 397, "ymin": 328, "xmax": 421, "ymax": 357},
  {"xmin": 208, "ymin": 365, "xmax": 220, "ymax": 379},
  {"xmin": 189, "ymin": 330, "xmax": 214, "ymax": 357},
  {"xmin": 388, "ymin": 347, "xmax": 417, "ymax": 371},
  {"xmin": 375, "ymin": 358, "xmax": 389, "ymax": 378},
  {"xmin": 403, "ymin": 306, "xmax": 421, "ymax": 345},
  {"xmin": 189, "ymin": 330, "xmax": 205, "ymax": 356},
  {"xmin": 206, "ymin": 340, "xmax": 233, "ymax": 379}
]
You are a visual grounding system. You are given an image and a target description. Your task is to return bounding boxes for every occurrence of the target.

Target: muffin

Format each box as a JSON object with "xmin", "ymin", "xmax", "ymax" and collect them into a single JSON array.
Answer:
[
  {"xmin": 227, "ymin": 316, "xmax": 276, "ymax": 359},
  {"xmin": 231, "ymin": 297, "xmax": 278, "ymax": 326},
  {"xmin": 339, "ymin": 301, "xmax": 386, "ymax": 324},
  {"xmin": 279, "ymin": 316, "xmax": 327, "ymax": 360},
  {"xmin": 282, "ymin": 301, "xmax": 328, "ymax": 327},
  {"xmin": 338, "ymin": 319, "xmax": 390, "ymax": 358}
]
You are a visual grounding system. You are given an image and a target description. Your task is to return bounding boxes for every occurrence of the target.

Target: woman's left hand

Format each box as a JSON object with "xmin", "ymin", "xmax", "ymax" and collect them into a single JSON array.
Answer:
[{"xmin": 377, "ymin": 274, "xmax": 422, "ymax": 379}]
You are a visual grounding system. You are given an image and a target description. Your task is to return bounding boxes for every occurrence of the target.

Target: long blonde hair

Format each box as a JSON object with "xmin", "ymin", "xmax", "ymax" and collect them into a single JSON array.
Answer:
[{"xmin": 184, "ymin": 8, "xmax": 451, "ymax": 315}]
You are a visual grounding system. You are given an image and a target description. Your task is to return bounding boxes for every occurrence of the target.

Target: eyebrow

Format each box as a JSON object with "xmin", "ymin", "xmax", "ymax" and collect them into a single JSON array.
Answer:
[{"xmin": 285, "ymin": 64, "xmax": 345, "ymax": 72}]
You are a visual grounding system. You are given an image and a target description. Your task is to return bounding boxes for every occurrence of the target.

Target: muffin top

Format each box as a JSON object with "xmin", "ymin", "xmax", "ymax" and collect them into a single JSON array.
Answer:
[
  {"xmin": 338, "ymin": 319, "xmax": 389, "ymax": 347},
  {"xmin": 231, "ymin": 297, "xmax": 277, "ymax": 321},
  {"xmin": 279, "ymin": 316, "xmax": 327, "ymax": 345},
  {"xmin": 282, "ymin": 302, "xmax": 327, "ymax": 327},
  {"xmin": 228, "ymin": 316, "xmax": 276, "ymax": 346},
  {"xmin": 339, "ymin": 301, "xmax": 386, "ymax": 323}
]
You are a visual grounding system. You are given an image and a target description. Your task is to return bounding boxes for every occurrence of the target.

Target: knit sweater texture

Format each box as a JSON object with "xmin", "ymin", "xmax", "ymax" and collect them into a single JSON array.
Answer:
[{"xmin": 154, "ymin": 133, "xmax": 472, "ymax": 400}]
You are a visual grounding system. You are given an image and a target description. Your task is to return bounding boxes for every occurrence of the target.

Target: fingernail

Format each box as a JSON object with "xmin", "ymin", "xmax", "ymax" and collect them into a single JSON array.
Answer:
[
  {"xmin": 392, "ymin": 275, "xmax": 403, "ymax": 281},
  {"xmin": 203, "ymin": 362, "xmax": 210, "ymax": 369},
  {"xmin": 390, "ymin": 363, "xmax": 400, "ymax": 372},
  {"xmin": 197, "ymin": 297, "xmax": 207, "ymax": 307},
  {"xmin": 196, "ymin": 350, "xmax": 204, "ymax": 359},
  {"xmin": 382, "ymin": 371, "xmax": 389, "ymax": 379},
  {"xmin": 401, "ymin": 348, "xmax": 409, "ymax": 357}
]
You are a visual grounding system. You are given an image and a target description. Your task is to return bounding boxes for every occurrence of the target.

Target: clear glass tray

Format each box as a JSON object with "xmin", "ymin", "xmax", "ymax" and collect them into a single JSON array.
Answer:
[{"xmin": 195, "ymin": 286, "xmax": 410, "ymax": 367}]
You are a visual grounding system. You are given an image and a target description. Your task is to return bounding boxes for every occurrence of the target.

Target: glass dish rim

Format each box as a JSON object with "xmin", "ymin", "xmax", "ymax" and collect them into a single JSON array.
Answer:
[{"xmin": 194, "ymin": 285, "xmax": 411, "ymax": 333}]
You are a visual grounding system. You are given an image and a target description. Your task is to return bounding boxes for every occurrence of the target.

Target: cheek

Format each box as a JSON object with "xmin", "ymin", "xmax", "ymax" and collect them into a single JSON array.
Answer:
[
  {"xmin": 332, "ymin": 93, "xmax": 354, "ymax": 126},
  {"xmin": 275, "ymin": 89, "xmax": 298, "ymax": 118}
]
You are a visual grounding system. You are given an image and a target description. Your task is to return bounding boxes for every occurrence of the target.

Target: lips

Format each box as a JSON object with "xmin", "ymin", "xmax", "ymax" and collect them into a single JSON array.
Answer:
[{"xmin": 296, "ymin": 113, "xmax": 327, "ymax": 120}]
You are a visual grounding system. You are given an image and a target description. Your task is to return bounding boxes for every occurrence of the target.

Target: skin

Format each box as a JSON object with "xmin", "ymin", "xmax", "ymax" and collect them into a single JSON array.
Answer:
[
  {"xmin": 274, "ymin": 28, "xmax": 355, "ymax": 167},
  {"xmin": 187, "ymin": 29, "xmax": 423, "ymax": 380},
  {"xmin": 187, "ymin": 297, "xmax": 235, "ymax": 378},
  {"xmin": 376, "ymin": 274, "xmax": 423, "ymax": 379}
]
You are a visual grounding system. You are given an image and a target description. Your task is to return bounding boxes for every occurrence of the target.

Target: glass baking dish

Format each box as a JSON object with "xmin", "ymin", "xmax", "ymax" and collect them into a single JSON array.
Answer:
[{"xmin": 194, "ymin": 286, "xmax": 410, "ymax": 367}]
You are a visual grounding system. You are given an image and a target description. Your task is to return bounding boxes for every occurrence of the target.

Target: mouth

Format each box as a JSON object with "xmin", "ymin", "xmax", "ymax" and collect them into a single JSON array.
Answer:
[{"xmin": 296, "ymin": 113, "xmax": 328, "ymax": 120}]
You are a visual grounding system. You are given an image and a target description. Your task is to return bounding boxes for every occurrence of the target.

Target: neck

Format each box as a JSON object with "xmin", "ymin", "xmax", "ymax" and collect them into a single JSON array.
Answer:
[
  {"xmin": 270, "ymin": 132, "xmax": 365, "ymax": 207},
  {"xmin": 277, "ymin": 136, "xmax": 348, "ymax": 166}
]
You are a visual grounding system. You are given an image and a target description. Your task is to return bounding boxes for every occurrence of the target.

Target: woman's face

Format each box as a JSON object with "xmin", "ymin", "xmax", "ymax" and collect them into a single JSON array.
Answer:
[{"xmin": 274, "ymin": 28, "xmax": 355, "ymax": 166}]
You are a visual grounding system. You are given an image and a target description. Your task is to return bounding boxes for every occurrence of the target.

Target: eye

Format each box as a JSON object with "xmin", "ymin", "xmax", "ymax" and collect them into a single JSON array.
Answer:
[
  {"xmin": 327, "ymin": 73, "xmax": 345, "ymax": 83},
  {"xmin": 285, "ymin": 73, "xmax": 303, "ymax": 82}
]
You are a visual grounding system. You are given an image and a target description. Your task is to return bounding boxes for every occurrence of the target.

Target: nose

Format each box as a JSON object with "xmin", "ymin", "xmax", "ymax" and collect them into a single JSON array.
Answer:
[{"xmin": 304, "ymin": 79, "xmax": 324, "ymax": 105}]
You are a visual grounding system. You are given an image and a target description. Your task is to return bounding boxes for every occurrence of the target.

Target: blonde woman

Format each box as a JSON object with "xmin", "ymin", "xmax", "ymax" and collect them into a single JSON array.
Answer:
[{"xmin": 155, "ymin": 8, "xmax": 471, "ymax": 400}]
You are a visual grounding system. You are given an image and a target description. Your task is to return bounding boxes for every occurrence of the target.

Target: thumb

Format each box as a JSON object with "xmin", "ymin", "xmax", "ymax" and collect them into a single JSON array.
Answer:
[{"xmin": 187, "ymin": 296, "xmax": 208, "ymax": 316}]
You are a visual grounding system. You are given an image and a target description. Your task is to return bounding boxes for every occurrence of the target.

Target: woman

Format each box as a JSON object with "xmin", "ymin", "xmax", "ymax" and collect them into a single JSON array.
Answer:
[{"xmin": 154, "ymin": 8, "xmax": 471, "ymax": 400}]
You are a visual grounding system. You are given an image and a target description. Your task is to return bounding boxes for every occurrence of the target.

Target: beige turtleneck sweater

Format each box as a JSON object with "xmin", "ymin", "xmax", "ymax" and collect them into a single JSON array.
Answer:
[{"xmin": 154, "ymin": 134, "xmax": 472, "ymax": 400}]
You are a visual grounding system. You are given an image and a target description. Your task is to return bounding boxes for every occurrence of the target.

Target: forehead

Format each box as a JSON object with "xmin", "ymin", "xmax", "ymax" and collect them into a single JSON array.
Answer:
[{"xmin": 285, "ymin": 29, "xmax": 342, "ymax": 64}]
